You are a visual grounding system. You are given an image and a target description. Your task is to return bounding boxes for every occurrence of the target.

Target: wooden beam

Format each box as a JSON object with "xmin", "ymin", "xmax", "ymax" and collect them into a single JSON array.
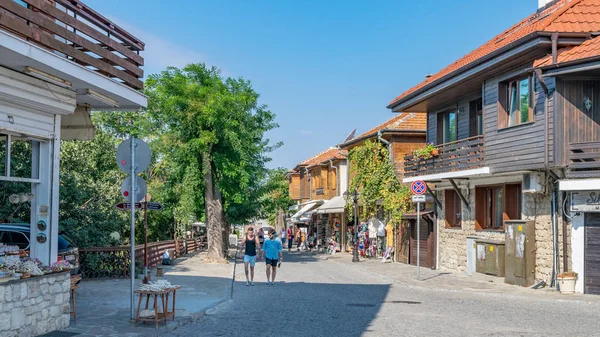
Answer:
[
  {"xmin": 449, "ymin": 179, "xmax": 470, "ymax": 210},
  {"xmin": 426, "ymin": 185, "xmax": 442, "ymax": 210}
]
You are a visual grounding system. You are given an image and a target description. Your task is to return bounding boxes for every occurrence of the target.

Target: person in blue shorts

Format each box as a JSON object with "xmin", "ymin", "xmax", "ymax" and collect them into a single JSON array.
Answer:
[
  {"xmin": 240, "ymin": 227, "xmax": 261, "ymax": 286},
  {"xmin": 261, "ymin": 229, "xmax": 283, "ymax": 286}
]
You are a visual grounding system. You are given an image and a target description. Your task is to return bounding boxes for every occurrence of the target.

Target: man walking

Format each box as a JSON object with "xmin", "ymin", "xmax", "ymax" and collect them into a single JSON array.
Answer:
[
  {"xmin": 262, "ymin": 229, "xmax": 283, "ymax": 286},
  {"xmin": 240, "ymin": 226, "xmax": 261, "ymax": 286}
]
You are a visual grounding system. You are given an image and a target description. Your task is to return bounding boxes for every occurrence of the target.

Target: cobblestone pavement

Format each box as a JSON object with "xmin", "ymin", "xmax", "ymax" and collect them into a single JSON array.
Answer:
[{"xmin": 163, "ymin": 250, "xmax": 600, "ymax": 337}]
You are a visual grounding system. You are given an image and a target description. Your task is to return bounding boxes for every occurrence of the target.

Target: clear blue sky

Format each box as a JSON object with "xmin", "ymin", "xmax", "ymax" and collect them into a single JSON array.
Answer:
[{"xmin": 86, "ymin": 0, "xmax": 536, "ymax": 169}]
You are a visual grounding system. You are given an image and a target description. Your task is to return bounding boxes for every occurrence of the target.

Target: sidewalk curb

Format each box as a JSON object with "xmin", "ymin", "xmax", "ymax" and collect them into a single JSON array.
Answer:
[{"xmin": 325, "ymin": 255, "xmax": 600, "ymax": 306}]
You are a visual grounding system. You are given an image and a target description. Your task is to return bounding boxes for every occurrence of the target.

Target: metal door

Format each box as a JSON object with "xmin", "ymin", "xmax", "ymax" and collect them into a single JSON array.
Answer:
[{"xmin": 585, "ymin": 213, "xmax": 600, "ymax": 294}]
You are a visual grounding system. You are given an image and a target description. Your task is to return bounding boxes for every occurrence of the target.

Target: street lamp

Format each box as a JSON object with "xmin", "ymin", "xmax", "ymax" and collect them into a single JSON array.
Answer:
[{"xmin": 343, "ymin": 189, "xmax": 360, "ymax": 263}]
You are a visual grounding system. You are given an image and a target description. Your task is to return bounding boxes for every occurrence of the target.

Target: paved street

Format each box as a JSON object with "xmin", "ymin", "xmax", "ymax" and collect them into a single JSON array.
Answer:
[{"xmin": 163, "ymin": 250, "xmax": 600, "ymax": 337}]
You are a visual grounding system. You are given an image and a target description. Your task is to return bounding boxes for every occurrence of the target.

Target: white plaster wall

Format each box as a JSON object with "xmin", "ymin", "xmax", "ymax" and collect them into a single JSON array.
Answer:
[
  {"xmin": 339, "ymin": 161, "xmax": 348, "ymax": 196},
  {"xmin": 571, "ymin": 212, "xmax": 585, "ymax": 294}
]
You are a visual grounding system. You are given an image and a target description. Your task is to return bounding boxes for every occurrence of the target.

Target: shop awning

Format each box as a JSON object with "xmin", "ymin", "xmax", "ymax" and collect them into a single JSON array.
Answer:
[
  {"xmin": 290, "ymin": 200, "xmax": 323, "ymax": 223},
  {"xmin": 289, "ymin": 204, "xmax": 299, "ymax": 211},
  {"xmin": 316, "ymin": 196, "xmax": 346, "ymax": 214}
]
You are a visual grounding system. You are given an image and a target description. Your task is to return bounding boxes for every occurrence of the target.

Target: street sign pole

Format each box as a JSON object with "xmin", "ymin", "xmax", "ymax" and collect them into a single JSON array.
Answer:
[
  {"xmin": 129, "ymin": 137, "xmax": 136, "ymax": 320},
  {"xmin": 143, "ymin": 201, "xmax": 148, "ymax": 284},
  {"xmin": 417, "ymin": 201, "xmax": 420, "ymax": 280},
  {"xmin": 410, "ymin": 180, "xmax": 426, "ymax": 281}
]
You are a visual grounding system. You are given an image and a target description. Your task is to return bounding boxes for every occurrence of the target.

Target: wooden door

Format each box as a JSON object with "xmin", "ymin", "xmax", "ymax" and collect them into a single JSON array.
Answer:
[
  {"xmin": 585, "ymin": 213, "xmax": 600, "ymax": 294},
  {"xmin": 409, "ymin": 219, "xmax": 434, "ymax": 268},
  {"xmin": 396, "ymin": 222, "xmax": 410, "ymax": 264}
]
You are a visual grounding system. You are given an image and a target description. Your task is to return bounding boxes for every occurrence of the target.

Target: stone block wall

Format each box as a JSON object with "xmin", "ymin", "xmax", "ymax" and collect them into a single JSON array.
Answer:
[
  {"xmin": 437, "ymin": 187, "xmax": 504, "ymax": 273},
  {"xmin": 523, "ymin": 192, "xmax": 572, "ymax": 281},
  {"xmin": 437, "ymin": 180, "xmax": 564, "ymax": 282},
  {"xmin": 0, "ymin": 272, "xmax": 70, "ymax": 337}
]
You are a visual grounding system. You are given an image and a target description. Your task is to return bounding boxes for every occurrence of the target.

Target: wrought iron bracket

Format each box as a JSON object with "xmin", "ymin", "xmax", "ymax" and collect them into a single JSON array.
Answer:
[
  {"xmin": 449, "ymin": 179, "xmax": 470, "ymax": 211},
  {"xmin": 426, "ymin": 184, "xmax": 442, "ymax": 210}
]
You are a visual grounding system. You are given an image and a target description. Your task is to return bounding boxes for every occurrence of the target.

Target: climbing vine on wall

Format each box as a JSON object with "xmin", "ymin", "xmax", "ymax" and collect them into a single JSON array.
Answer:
[{"xmin": 347, "ymin": 140, "xmax": 412, "ymax": 224}]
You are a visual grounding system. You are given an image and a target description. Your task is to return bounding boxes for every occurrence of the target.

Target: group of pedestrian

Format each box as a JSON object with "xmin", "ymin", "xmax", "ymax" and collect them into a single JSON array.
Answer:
[{"xmin": 239, "ymin": 226, "xmax": 283, "ymax": 286}]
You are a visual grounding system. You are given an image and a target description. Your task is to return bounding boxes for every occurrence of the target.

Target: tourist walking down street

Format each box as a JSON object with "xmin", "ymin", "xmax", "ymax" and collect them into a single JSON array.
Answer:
[
  {"xmin": 287, "ymin": 226, "xmax": 294, "ymax": 251},
  {"xmin": 258, "ymin": 227, "xmax": 265, "ymax": 248},
  {"xmin": 262, "ymin": 229, "xmax": 283, "ymax": 286},
  {"xmin": 280, "ymin": 228, "xmax": 287, "ymax": 246},
  {"xmin": 240, "ymin": 227, "xmax": 261, "ymax": 286}
]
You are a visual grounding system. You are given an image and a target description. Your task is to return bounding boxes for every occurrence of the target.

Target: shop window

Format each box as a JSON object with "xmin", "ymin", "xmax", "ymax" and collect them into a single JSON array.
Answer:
[
  {"xmin": 444, "ymin": 190, "xmax": 462, "ymax": 228},
  {"xmin": 498, "ymin": 76, "xmax": 533, "ymax": 129},
  {"xmin": 437, "ymin": 110, "xmax": 457, "ymax": 144},
  {"xmin": 475, "ymin": 183, "xmax": 521, "ymax": 230},
  {"xmin": 0, "ymin": 134, "xmax": 41, "ymax": 180}
]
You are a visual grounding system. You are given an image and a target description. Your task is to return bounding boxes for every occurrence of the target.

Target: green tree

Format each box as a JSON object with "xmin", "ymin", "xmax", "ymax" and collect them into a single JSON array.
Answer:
[
  {"xmin": 261, "ymin": 168, "xmax": 293, "ymax": 229},
  {"xmin": 347, "ymin": 140, "xmax": 411, "ymax": 224},
  {"xmin": 145, "ymin": 64, "xmax": 278, "ymax": 260}
]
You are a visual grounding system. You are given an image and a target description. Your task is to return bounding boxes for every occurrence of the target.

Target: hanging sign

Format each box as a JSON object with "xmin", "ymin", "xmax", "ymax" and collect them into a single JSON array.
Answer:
[{"xmin": 571, "ymin": 191, "xmax": 600, "ymax": 212}]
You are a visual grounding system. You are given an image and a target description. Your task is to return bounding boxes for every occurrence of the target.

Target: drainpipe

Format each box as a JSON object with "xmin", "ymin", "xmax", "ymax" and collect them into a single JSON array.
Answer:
[
  {"xmin": 329, "ymin": 159, "xmax": 339, "ymax": 197},
  {"xmin": 377, "ymin": 130, "xmax": 392, "ymax": 163},
  {"xmin": 551, "ymin": 33, "xmax": 559, "ymax": 65}
]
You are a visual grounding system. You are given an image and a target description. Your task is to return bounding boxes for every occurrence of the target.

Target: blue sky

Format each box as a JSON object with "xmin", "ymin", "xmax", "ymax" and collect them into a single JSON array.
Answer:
[{"xmin": 86, "ymin": 0, "xmax": 536, "ymax": 169}]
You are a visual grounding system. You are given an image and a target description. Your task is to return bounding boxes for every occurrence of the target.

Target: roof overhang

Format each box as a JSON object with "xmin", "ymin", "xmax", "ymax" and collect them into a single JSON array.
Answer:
[
  {"xmin": 339, "ymin": 129, "xmax": 426, "ymax": 149},
  {"xmin": 388, "ymin": 35, "xmax": 553, "ymax": 112},
  {"xmin": 402, "ymin": 167, "xmax": 491, "ymax": 183},
  {"xmin": 0, "ymin": 29, "xmax": 147, "ymax": 110},
  {"xmin": 541, "ymin": 56, "xmax": 600, "ymax": 77}
]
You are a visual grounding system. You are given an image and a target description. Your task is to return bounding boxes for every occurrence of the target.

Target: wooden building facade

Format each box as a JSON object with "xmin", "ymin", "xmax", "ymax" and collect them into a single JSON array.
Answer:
[{"xmin": 388, "ymin": 0, "xmax": 600, "ymax": 292}]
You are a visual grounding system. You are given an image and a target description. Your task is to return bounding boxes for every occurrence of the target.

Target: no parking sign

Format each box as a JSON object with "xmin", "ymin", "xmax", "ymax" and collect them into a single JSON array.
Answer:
[{"xmin": 411, "ymin": 180, "xmax": 426, "ymax": 195}]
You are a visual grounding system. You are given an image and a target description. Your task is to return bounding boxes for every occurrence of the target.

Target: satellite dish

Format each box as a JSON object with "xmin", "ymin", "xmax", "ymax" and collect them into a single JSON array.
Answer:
[{"xmin": 343, "ymin": 128, "xmax": 357, "ymax": 143}]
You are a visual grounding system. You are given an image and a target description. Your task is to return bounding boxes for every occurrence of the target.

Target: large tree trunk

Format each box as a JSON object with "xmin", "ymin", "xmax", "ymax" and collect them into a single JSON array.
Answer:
[
  {"xmin": 203, "ymin": 152, "xmax": 225, "ymax": 261},
  {"xmin": 215, "ymin": 186, "xmax": 230, "ymax": 254},
  {"xmin": 276, "ymin": 209, "xmax": 285, "ymax": 232}
]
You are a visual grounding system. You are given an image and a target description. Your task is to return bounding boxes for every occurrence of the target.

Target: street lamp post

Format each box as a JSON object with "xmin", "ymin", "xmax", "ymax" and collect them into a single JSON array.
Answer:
[{"xmin": 343, "ymin": 189, "xmax": 360, "ymax": 263}]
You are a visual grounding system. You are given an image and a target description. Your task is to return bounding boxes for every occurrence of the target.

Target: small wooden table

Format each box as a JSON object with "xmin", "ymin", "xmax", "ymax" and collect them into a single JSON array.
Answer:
[{"xmin": 134, "ymin": 286, "xmax": 181, "ymax": 328}]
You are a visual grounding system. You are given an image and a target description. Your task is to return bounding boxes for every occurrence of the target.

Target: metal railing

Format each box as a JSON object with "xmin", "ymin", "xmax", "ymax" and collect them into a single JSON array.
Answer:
[
  {"xmin": 0, "ymin": 0, "xmax": 144, "ymax": 89},
  {"xmin": 404, "ymin": 135, "xmax": 485, "ymax": 177}
]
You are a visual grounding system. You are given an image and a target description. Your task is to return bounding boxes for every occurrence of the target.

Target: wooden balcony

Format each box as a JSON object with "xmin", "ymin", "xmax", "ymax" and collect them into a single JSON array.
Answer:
[
  {"xmin": 0, "ymin": 0, "xmax": 144, "ymax": 89},
  {"xmin": 567, "ymin": 141, "xmax": 600, "ymax": 178},
  {"xmin": 404, "ymin": 135, "xmax": 485, "ymax": 178}
]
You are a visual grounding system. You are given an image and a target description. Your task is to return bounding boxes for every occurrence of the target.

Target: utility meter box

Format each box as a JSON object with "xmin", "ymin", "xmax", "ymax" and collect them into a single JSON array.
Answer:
[
  {"xmin": 505, "ymin": 220, "xmax": 536, "ymax": 287},
  {"xmin": 475, "ymin": 239, "xmax": 505, "ymax": 277}
]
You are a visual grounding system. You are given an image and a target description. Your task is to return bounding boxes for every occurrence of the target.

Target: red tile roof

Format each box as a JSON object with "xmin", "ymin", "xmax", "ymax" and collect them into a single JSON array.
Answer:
[
  {"xmin": 294, "ymin": 147, "xmax": 347, "ymax": 171},
  {"xmin": 356, "ymin": 112, "xmax": 426, "ymax": 139},
  {"xmin": 389, "ymin": 0, "xmax": 600, "ymax": 108},
  {"xmin": 535, "ymin": 34, "xmax": 600, "ymax": 66}
]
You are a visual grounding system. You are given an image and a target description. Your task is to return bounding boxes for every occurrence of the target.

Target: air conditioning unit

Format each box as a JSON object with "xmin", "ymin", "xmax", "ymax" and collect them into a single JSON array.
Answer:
[{"xmin": 523, "ymin": 173, "xmax": 544, "ymax": 194}]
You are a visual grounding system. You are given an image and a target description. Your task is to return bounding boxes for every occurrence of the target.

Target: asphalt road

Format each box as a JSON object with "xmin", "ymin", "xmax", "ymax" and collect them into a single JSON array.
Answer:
[{"xmin": 163, "ymin": 250, "xmax": 600, "ymax": 337}]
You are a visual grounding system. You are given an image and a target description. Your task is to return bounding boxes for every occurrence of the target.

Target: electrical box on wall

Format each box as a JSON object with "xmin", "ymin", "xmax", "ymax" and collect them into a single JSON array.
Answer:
[{"xmin": 522, "ymin": 173, "xmax": 544, "ymax": 194}]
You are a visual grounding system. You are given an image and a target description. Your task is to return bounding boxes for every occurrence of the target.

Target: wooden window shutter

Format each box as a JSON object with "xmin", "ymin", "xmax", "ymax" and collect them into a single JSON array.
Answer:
[
  {"xmin": 475, "ymin": 187, "xmax": 486, "ymax": 230},
  {"xmin": 437, "ymin": 112, "xmax": 444, "ymax": 145},
  {"xmin": 498, "ymin": 82, "xmax": 508, "ymax": 129},
  {"xmin": 445, "ymin": 190, "xmax": 455, "ymax": 228},
  {"xmin": 505, "ymin": 183, "xmax": 522, "ymax": 220}
]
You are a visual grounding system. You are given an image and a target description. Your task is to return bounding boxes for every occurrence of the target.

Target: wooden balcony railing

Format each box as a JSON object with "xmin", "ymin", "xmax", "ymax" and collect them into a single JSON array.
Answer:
[
  {"xmin": 568, "ymin": 141, "xmax": 600, "ymax": 178},
  {"xmin": 0, "ymin": 0, "xmax": 144, "ymax": 89},
  {"xmin": 403, "ymin": 135, "xmax": 485, "ymax": 178}
]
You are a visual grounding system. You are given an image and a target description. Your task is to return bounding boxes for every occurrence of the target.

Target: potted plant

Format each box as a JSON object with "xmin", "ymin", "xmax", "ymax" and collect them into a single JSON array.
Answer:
[
  {"xmin": 413, "ymin": 143, "xmax": 439, "ymax": 160},
  {"xmin": 557, "ymin": 271, "xmax": 578, "ymax": 294}
]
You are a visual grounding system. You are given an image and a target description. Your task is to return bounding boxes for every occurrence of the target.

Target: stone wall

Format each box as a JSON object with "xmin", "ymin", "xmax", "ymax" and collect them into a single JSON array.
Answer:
[
  {"xmin": 0, "ymin": 272, "xmax": 70, "ymax": 337},
  {"xmin": 437, "ymin": 187, "xmax": 504, "ymax": 273},
  {"xmin": 437, "ymin": 181, "xmax": 564, "ymax": 282},
  {"xmin": 523, "ymin": 192, "xmax": 572, "ymax": 281}
]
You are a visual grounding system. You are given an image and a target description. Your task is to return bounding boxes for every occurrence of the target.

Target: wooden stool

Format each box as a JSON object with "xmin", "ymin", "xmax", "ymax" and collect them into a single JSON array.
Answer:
[{"xmin": 70, "ymin": 285, "xmax": 78, "ymax": 324}]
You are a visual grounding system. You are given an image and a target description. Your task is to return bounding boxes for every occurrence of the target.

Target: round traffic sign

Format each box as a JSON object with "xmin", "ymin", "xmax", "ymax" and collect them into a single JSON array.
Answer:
[
  {"xmin": 411, "ymin": 180, "xmax": 427, "ymax": 195},
  {"xmin": 116, "ymin": 138, "xmax": 152, "ymax": 175},
  {"xmin": 120, "ymin": 176, "xmax": 147, "ymax": 203}
]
